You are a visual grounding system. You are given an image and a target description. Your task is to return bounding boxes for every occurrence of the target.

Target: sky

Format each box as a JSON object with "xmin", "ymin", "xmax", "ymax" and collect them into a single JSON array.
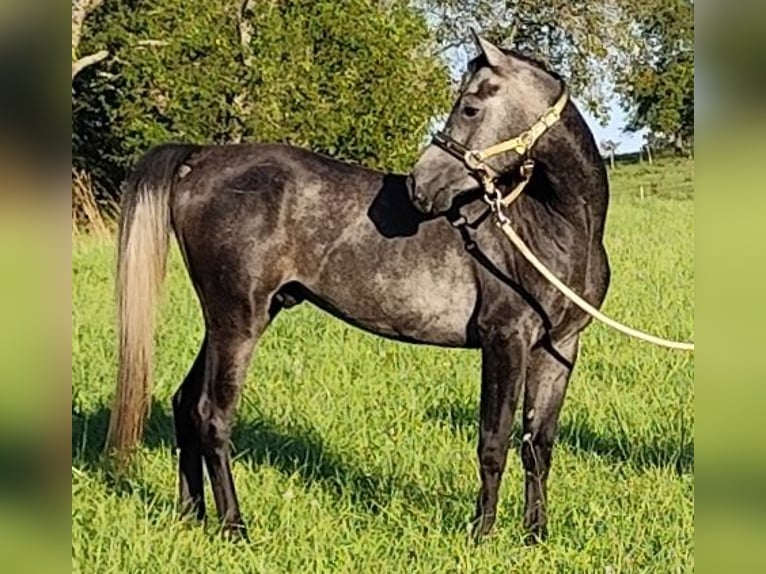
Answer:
[{"xmin": 578, "ymin": 100, "xmax": 646, "ymax": 153}]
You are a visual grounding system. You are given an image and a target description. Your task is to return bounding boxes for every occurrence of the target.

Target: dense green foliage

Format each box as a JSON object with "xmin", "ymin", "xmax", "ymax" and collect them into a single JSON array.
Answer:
[
  {"xmin": 72, "ymin": 160, "xmax": 694, "ymax": 572},
  {"xmin": 72, "ymin": 0, "xmax": 451, "ymax": 198},
  {"xmin": 72, "ymin": 0, "xmax": 696, "ymax": 206}
]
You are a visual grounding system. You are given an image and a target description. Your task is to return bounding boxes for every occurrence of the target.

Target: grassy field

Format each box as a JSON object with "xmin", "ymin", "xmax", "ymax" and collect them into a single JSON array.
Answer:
[{"xmin": 72, "ymin": 158, "xmax": 694, "ymax": 572}]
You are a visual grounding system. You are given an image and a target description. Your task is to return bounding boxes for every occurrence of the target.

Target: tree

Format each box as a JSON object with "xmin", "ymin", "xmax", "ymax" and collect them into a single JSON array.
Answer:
[
  {"xmin": 616, "ymin": 0, "xmax": 693, "ymax": 153},
  {"xmin": 642, "ymin": 138, "xmax": 653, "ymax": 165},
  {"xmin": 600, "ymin": 139, "xmax": 620, "ymax": 169},
  {"xmin": 72, "ymin": 0, "xmax": 451, "ymax": 203}
]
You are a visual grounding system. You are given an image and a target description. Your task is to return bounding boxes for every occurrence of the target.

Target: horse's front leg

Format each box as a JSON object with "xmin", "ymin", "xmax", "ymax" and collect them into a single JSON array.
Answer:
[
  {"xmin": 472, "ymin": 327, "xmax": 528, "ymax": 540},
  {"xmin": 520, "ymin": 334, "xmax": 579, "ymax": 544}
]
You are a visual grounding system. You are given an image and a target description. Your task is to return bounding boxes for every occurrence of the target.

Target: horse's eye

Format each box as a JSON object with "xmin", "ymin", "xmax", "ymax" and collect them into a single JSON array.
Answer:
[{"xmin": 462, "ymin": 105, "xmax": 480, "ymax": 118}]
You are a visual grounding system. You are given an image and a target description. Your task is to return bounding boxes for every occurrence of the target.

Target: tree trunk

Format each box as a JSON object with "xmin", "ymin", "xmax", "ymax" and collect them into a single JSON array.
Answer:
[
  {"xmin": 674, "ymin": 131, "xmax": 685, "ymax": 156},
  {"xmin": 229, "ymin": 0, "xmax": 256, "ymax": 143},
  {"xmin": 72, "ymin": 1, "xmax": 108, "ymax": 80}
]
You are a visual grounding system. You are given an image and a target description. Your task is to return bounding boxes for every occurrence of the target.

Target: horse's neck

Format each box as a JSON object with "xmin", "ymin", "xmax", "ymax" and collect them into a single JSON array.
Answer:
[{"xmin": 534, "ymin": 117, "xmax": 610, "ymax": 236}]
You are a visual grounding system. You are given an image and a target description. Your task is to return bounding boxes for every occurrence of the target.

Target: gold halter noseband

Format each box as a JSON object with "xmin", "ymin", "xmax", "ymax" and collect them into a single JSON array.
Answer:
[{"xmin": 431, "ymin": 87, "xmax": 569, "ymax": 210}]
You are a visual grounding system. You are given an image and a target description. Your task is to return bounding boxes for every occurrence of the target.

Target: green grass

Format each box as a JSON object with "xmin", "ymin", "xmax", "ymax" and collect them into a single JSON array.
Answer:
[{"xmin": 72, "ymin": 159, "xmax": 694, "ymax": 572}]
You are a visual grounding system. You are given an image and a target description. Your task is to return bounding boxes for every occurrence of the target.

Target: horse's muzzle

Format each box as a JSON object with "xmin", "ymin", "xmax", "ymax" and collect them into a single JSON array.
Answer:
[{"xmin": 406, "ymin": 174, "xmax": 433, "ymax": 214}]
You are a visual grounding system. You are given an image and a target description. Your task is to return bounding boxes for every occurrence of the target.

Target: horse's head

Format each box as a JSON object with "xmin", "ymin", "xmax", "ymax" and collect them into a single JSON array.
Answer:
[{"xmin": 408, "ymin": 33, "xmax": 566, "ymax": 215}]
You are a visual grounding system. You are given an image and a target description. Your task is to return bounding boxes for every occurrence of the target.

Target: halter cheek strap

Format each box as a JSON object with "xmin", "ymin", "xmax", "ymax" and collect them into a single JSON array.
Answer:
[{"xmin": 472, "ymin": 87, "xmax": 569, "ymax": 163}]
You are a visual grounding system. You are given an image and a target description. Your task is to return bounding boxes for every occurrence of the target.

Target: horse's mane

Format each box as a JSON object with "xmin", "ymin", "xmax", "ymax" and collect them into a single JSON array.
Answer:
[{"xmin": 467, "ymin": 47, "xmax": 564, "ymax": 83}]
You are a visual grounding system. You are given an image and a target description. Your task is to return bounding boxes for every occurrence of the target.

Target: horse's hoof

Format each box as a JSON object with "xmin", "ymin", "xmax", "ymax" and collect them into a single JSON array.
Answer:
[
  {"xmin": 470, "ymin": 513, "xmax": 495, "ymax": 544},
  {"xmin": 178, "ymin": 500, "xmax": 205, "ymax": 523},
  {"xmin": 523, "ymin": 526, "xmax": 548, "ymax": 546},
  {"xmin": 222, "ymin": 522, "xmax": 250, "ymax": 543}
]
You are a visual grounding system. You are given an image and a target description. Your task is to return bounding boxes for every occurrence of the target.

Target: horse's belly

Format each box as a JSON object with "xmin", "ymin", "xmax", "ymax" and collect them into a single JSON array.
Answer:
[{"xmin": 310, "ymin": 259, "xmax": 478, "ymax": 347}]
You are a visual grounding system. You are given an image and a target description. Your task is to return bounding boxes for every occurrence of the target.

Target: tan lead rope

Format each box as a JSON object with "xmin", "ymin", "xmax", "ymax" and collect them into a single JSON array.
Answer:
[
  {"xmin": 491, "ymin": 205, "xmax": 695, "ymax": 351},
  {"xmin": 476, "ymin": 172, "xmax": 694, "ymax": 352}
]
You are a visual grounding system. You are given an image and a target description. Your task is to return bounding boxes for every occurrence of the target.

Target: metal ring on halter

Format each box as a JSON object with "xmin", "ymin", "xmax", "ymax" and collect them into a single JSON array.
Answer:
[
  {"xmin": 480, "ymin": 177, "xmax": 498, "ymax": 199},
  {"xmin": 464, "ymin": 150, "xmax": 485, "ymax": 171},
  {"xmin": 491, "ymin": 200, "xmax": 510, "ymax": 224},
  {"xmin": 519, "ymin": 131, "xmax": 535, "ymax": 151},
  {"xmin": 481, "ymin": 178, "xmax": 505, "ymax": 218}
]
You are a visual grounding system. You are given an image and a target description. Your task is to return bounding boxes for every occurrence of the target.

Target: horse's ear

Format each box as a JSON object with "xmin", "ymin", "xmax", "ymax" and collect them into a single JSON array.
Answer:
[
  {"xmin": 470, "ymin": 30, "xmax": 507, "ymax": 69},
  {"xmin": 469, "ymin": 27, "xmax": 482, "ymax": 49}
]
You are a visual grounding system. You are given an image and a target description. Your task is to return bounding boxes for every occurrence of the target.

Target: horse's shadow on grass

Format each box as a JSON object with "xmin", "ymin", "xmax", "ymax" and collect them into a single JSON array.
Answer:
[
  {"xmin": 72, "ymin": 392, "xmax": 691, "ymax": 534},
  {"xmin": 71, "ymin": 401, "xmax": 472, "ymax": 532},
  {"xmin": 425, "ymin": 398, "xmax": 694, "ymax": 475}
]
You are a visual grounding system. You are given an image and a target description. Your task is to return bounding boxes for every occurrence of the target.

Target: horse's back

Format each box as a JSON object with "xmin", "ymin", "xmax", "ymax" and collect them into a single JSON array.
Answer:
[{"xmin": 169, "ymin": 142, "xmax": 378, "ymax": 257}]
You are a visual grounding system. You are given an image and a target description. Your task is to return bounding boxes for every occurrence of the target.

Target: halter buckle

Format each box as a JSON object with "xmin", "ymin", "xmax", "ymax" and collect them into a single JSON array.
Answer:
[{"xmin": 520, "ymin": 158, "xmax": 536, "ymax": 178}]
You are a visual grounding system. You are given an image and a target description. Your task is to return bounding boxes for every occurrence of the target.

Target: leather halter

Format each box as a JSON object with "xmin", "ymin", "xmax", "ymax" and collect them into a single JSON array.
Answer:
[{"xmin": 431, "ymin": 86, "xmax": 569, "ymax": 180}]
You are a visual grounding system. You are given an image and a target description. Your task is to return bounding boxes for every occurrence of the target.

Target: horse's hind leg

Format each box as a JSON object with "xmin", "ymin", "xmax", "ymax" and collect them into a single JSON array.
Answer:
[
  {"xmin": 520, "ymin": 333, "xmax": 579, "ymax": 543},
  {"xmin": 172, "ymin": 337, "xmax": 208, "ymax": 520},
  {"xmin": 197, "ymin": 294, "xmax": 272, "ymax": 540}
]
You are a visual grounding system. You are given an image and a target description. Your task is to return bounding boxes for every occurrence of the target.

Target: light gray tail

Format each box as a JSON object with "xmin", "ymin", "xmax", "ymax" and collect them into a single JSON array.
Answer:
[{"xmin": 106, "ymin": 143, "xmax": 198, "ymax": 460}]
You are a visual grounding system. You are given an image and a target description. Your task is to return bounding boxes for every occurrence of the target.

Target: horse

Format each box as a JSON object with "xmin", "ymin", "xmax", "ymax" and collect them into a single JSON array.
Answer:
[{"xmin": 106, "ymin": 34, "xmax": 610, "ymax": 544}]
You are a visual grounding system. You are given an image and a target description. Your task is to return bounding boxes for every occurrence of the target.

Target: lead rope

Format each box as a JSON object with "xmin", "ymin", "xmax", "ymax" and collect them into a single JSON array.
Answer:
[{"xmin": 480, "ymin": 166, "xmax": 695, "ymax": 352}]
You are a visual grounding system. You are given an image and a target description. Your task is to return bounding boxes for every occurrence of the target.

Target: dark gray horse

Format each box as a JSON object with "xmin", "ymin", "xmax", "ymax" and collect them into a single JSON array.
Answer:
[{"xmin": 107, "ymin": 35, "xmax": 609, "ymax": 544}]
